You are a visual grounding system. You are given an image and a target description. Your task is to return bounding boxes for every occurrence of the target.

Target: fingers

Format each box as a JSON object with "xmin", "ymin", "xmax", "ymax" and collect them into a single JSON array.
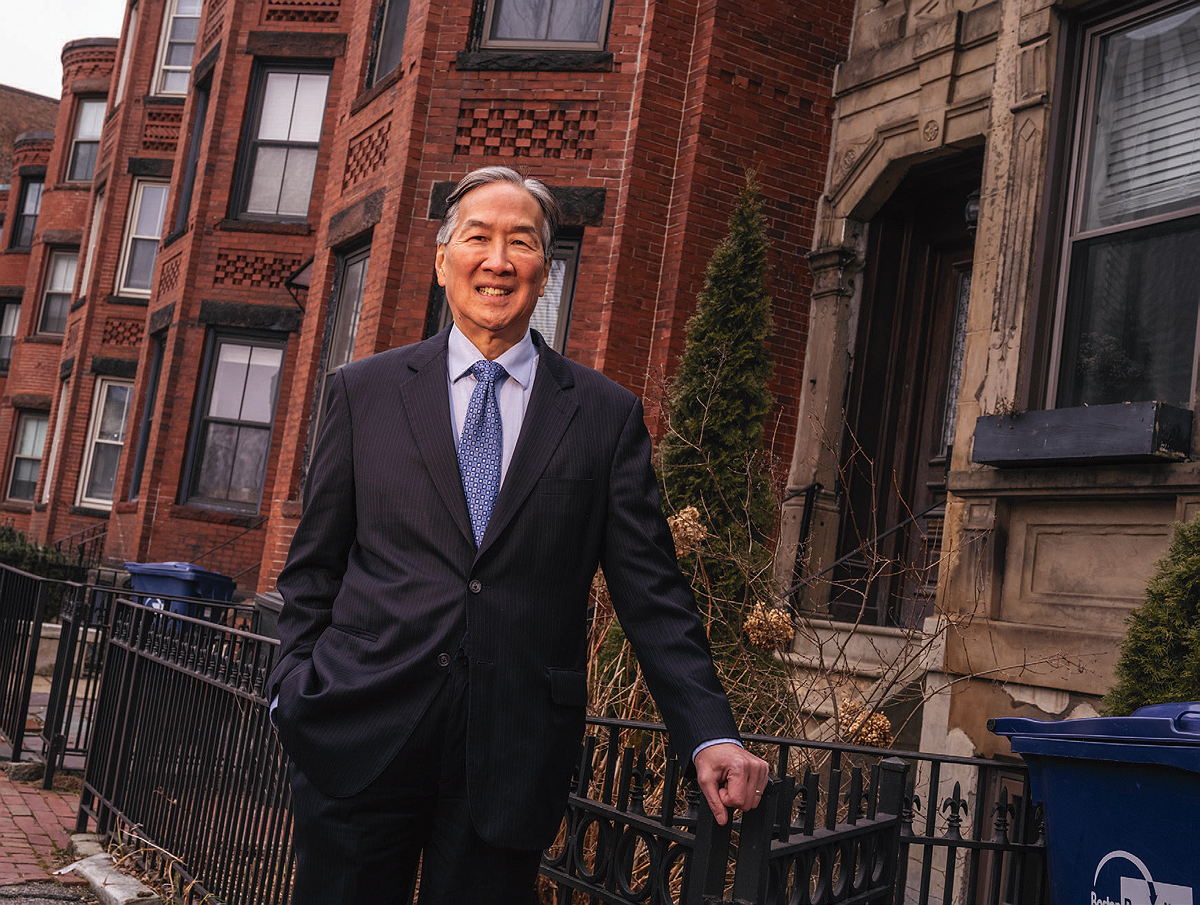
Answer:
[{"xmin": 694, "ymin": 743, "xmax": 771, "ymax": 825}]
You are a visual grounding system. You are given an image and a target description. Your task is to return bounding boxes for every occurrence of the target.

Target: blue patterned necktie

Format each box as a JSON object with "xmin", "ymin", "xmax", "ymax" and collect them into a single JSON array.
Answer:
[{"xmin": 458, "ymin": 360, "xmax": 507, "ymax": 546}]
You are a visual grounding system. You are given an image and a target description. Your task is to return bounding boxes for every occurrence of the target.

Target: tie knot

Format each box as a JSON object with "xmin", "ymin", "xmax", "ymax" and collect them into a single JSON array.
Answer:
[{"xmin": 470, "ymin": 360, "xmax": 506, "ymax": 387}]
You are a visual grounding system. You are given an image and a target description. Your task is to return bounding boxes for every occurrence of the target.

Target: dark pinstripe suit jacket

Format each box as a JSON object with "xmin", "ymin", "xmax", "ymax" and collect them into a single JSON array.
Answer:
[{"xmin": 269, "ymin": 327, "xmax": 739, "ymax": 849}]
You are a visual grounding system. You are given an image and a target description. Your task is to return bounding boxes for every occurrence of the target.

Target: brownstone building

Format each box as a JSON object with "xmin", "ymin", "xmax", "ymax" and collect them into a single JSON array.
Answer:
[{"xmin": 1, "ymin": 1, "xmax": 855, "ymax": 601}]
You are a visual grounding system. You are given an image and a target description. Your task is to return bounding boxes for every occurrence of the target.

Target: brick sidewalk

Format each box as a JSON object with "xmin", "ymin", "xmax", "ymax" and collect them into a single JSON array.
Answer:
[{"xmin": 0, "ymin": 764, "xmax": 83, "ymax": 886}]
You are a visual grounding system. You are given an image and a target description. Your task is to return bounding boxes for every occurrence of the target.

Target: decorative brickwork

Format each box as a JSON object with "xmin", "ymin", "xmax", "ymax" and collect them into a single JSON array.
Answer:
[
  {"xmin": 343, "ymin": 118, "xmax": 391, "ymax": 190},
  {"xmin": 159, "ymin": 253, "xmax": 182, "ymax": 295},
  {"xmin": 455, "ymin": 105, "xmax": 598, "ymax": 159},
  {"xmin": 142, "ymin": 109, "xmax": 183, "ymax": 153},
  {"xmin": 201, "ymin": 0, "xmax": 227, "ymax": 50},
  {"xmin": 213, "ymin": 251, "xmax": 306, "ymax": 288},
  {"xmin": 103, "ymin": 318, "xmax": 145, "ymax": 347},
  {"xmin": 263, "ymin": 0, "xmax": 340, "ymax": 23},
  {"xmin": 62, "ymin": 42, "xmax": 118, "ymax": 86}
]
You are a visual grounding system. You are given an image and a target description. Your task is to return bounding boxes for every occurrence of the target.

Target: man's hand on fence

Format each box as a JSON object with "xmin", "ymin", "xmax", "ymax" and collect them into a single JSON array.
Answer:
[{"xmin": 694, "ymin": 742, "xmax": 771, "ymax": 825}]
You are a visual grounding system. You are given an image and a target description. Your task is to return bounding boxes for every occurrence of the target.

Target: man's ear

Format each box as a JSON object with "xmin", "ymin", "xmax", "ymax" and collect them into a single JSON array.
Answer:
[{"xmin": 435, "ymin": 245, "xmax": 448, "ymax": 287}]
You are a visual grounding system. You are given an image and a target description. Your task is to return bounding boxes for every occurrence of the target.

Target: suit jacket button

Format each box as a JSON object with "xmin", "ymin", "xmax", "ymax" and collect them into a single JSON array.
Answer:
[
  {"xmin": 437, "ymin": 652, "xmax": 451, "ymax": 667},
  {"xmin": 468, "ymin": 579, "xmax": 482, "ymax": 593}
]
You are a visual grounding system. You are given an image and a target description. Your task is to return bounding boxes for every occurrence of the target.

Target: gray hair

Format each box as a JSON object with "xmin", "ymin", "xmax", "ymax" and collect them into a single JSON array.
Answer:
[{"xmin": 437, "ymin": 166, "xmax": 561, "ymax": 262}]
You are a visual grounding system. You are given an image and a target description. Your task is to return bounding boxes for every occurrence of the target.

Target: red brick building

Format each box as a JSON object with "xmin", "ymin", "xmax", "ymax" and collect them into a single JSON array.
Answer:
[{"xmin": 0, "ymin": 0, "xmax": 853, "ymax": 597}]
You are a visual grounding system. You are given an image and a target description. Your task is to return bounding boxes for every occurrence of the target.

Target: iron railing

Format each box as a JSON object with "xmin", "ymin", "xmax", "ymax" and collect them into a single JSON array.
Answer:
[
  {"xmin": 53, "ymin": 522, "xmax": 109, "ymax": 571},
  {"xmin": 0, "ymin": 566, "xmax": 1048, "ymax": 904}
]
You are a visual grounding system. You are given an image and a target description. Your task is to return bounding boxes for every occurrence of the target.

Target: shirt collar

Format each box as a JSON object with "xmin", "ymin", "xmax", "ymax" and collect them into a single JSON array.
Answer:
[{"xmin": 448, "ymin": 324, "xmax": 537, "ymax": 389}]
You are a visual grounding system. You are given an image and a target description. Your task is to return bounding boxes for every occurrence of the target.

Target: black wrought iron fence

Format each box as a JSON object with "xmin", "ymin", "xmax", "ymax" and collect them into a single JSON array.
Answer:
[
  {"xmin": 80, "ymin": 595, "xmax": 290, "ymax": 905},
  {"xmin": 0, "ymin": 564, "xmax": 50, "ymax": 762},
  {"xmin": 8, "ymin": 572, "xmax": 1048, "ymax": 905}
]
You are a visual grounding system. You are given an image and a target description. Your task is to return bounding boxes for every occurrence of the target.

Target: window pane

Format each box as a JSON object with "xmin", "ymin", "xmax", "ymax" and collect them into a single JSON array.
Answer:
[
  {"xmin": 161, "ymin": 70, "xmax": 190, "ymax": 94},
  {"xmin": 18, "ymin": 417, "xmax": 47, "ymax": 456},
  {"xmin": 77, "ymin": 101, "xmax": 106, "ymax": 140},
  {"xmin": 124, "ymin": 239, "xmax": 158, "ymax": 291},
  {"xmin": 195, "ymin": 422, "xmax": 237, "ymax": 499},
  {"xmin": 529, "ymin": 258, "xmax": 565, "ymax": 343},
  {"xmin": 290, "ymin": 75, "xmax": 329, "ymax": 141},
  {"xmin": 84, "ymin": 443, "xmax": 123, "ymax": 501},
  {"xmin": 9, "ymin": 459, "xmax": 39, "ymax": 501},
  {"xmin": 1081, "ymin": 4, "xmax": 1200, "ymax": 229},
  {"xmin": 169, "ymin": 15, "xmax": 200, "ymax": 43},
  {"xmin": 242, "ymin": 347, "xmax": 283, "ymax": 422},
  {"xmin": 98, "ymin": 384, "xmax": 132, "ymax": 442},
  {"xmin": 210, "ymin": 343, "xmax": 251, "ymax": 419},
  {"xmin": 1058, "ymin": 220, "xmax": 1200, "ymax": 408},
  {"xmin": 227, "ymin": 426, "xmax": 271, "ymax": 503},
  {"xmin": 177, "ymin": 0, "xmax": 203, "ymax": 14},
  {"xmin": 259, "ymin": 73, "xmax": 299, "ymax": 141},
  {"xmin": 135, "ymin": 184, "xmax": 169, "ymax": 235},
  {"xmin": 69, "ymin": 143, "xmax": 99, "ymax": 181},
  {"xmin": 48, "ymin": 255, "xmax": 77, "ymax": 292},
  {"xmin": 277, "ymin": 148, "xmax": 317, "ymax": 217},
  {"xmin": 490, "ymin": 0, "xmax": 603, "ymax": 42},
  {"xmin": 246, "ymin": 147, "xmax": 287, "ymax": 215},
  {"xmin": 22, "ymin": 182, "xmax": 43, "ymax": 216},
  {"xmin": 329, "ymin": 255, "xmax": 368, "ymax": 371},
  {"xmin": 374, "ymin": 0, "xmax": 409, "ymax": 80}
]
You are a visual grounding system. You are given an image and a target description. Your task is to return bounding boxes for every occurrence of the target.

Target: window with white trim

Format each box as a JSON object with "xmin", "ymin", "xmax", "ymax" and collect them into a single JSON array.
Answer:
[
  {"xmin": 7, "ymin": 413, "xmax": 47, "ymax": 502},
  {"xmin": 235, "ymin": 65, "xmax": 331, "ymax": 221},
  {"xmin": 81, "ymin": 191, "xmax": 105, "ymax": 290},
  {"xmin": 39, "ymin": 252, "xmax": 77, "ymax": 335},
  {"xmin": 1050, "ymin": 0, "xmax": 1200, "ymax": 410},
  {"xmin": 117, "ymin": 181, "xmax": 169, "ymax": 295},
  {"xmin": 67, "ymin": 99, "xmax": 106, "ymax": 182},
  {"xmin": 78, "ymin": 379, "xmax": 134, "ymax": 508},
  {"xmin": 154, "ymin": 0, "xmax": 202, "ymax": 95},
  {"xmin": 10, "ymin": 178, "xmax": 42, "ymax": 249},
  {"xmin": 185, "ymin": 333, "xmax": 285, "ymax": 511},
  {"xmin": 0, "ymin": 301, "xmax": 20, "ymax": 372},
  {"xmin": 114, "ymin": 3, "xmax": 139, "ymax": 103},
  {"xmin": 41, "ymin": 383, "xmax": 68, "ymax": 506},
  {"xmin": 480, "ymin": 0, "xmax": 612, "ymax": 50}
]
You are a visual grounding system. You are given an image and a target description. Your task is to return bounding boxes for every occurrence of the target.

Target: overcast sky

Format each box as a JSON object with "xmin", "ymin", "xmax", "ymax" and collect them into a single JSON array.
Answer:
[{"xmin": 0, "ymin": 0, "xmax": 128, "ymax": 99}]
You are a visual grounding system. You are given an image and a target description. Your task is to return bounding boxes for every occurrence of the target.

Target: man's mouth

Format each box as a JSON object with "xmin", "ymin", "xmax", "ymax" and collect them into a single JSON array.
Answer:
[{"xmin": 478, "ymin": 287, "xmax": 511, "ymax": 296}]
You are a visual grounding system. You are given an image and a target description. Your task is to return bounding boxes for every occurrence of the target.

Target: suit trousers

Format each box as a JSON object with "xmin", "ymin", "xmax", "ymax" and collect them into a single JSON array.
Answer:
[{"xmin": 287, "ymin": 655, "xmax": 543, "ymax": 904}]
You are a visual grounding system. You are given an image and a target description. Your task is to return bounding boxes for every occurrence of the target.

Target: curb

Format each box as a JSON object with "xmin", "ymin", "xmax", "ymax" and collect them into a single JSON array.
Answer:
[{"xmin": 64, "ymin": 836, "xmax": 162, "ymax": 905}]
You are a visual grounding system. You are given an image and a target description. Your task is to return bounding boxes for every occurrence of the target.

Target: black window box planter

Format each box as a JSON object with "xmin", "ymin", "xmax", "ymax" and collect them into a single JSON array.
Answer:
[{"xmin": 972, "ymin": 401, "xmax": 1193, "ymax": 467}]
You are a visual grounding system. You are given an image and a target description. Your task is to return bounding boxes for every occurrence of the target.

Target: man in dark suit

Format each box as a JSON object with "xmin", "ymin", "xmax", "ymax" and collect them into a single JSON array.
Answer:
[{"xmin": 270, "ymin": 166, "xmax": 768, "ymax": 903}]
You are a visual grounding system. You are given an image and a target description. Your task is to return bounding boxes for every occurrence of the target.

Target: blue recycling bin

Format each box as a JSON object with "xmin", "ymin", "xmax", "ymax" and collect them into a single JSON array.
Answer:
[
  {"xmin": 990, "ymin": 703, "xmax": 1200, "ymax": 905},
  {"xmin": 125, "ymin": 561, "xmax": 236, "ymax": 623}
]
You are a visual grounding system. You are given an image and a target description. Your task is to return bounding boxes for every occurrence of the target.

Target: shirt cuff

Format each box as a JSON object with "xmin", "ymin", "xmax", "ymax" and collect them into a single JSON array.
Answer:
[{"xmin": 692, "ymin": 737, "xmax": 742, "ymax": 763}]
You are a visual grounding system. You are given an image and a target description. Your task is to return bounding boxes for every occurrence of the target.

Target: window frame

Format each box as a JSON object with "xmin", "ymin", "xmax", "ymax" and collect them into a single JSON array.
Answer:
[
  {"xmin": 0, "ymin": 300, "xmax": 20, "ymax": 373},
  {"xmin": 1041, "ymin": 0, "xmax": 1200, "ymax": 411},
  {"xmin": 128, "ymin": 334, "xmax": 165, "ymax": 502},
  {"xmin": 66, "ymin": 98, "xmax": 107, "ymax": 182},
  {"xmin": 116, "ymin": 179, "xmax": 170, "ymax": 296},
  {"xmin": 152, "ymin": 0, "xmax": 202, "ymax": 96},
  {"xmin": 10, "ymin": 177, "xmax": 43, "ymax": 250},
  {"xmin": 77, "ymin": 378, "xmax": 135, "ymax": 510},
  {"xmin": 315, "ymin": 245, "xmax": 369, "ymax": 433},
  {"xmin": 183, "ymin": 330, "xmax": 287, "ymax": 514},
  {"xmin": 368, "ymin": 0, "xmax": 411, "ymax": 86},
  {"xmin": 38, "ymin": 251, "xmax": 78, "ymax": 336},
  {"xmin": 7, "ymin": 412, "xmax": 48, "ymax": 503},
  {"xmin": 232, "ymin": 62, "xmax": 332, "ymax": 223},
  {"xmin": 478, "ymin": 0, "xmax": 613, "ymax": 51}
]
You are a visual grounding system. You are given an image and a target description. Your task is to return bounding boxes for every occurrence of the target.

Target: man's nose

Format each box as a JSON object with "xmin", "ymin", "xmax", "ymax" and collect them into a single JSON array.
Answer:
[{"xmin": 482, "ymin": 240, "xmax": 514, "ymax": 272}]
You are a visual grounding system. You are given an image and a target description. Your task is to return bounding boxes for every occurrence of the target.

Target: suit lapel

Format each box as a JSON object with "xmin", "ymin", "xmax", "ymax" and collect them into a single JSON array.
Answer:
[
  {"xmin": 400, "ymin": 331, "xmax": 475, "ymax": 545},
  {"xmin": 478, "ymin": 339, "xmax": 578, "ymax": 557}
]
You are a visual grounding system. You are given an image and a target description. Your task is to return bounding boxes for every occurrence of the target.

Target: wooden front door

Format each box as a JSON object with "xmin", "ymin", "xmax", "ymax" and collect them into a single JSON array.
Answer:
[{"xmin": 829, "ymin": 153, "xmax": 981, "ymax": 627}]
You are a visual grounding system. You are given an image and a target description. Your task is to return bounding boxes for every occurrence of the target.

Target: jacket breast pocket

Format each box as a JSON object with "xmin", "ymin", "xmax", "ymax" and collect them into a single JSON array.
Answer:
[{"xmin": 548, "ymin": 667, "xmax": 589, "ymax": 708}]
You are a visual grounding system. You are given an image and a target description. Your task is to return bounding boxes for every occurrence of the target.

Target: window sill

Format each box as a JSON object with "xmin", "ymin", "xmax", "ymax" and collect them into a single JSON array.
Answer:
[
  {"xmin": 1, "ymin": 500, "xmax": 34, "ymax": 513},
  {"xmin": 455, "ymin": 49, "xmax": 613, "ymax": 72},
  {"xmin": 69, "ymin": 505, "xmax": 112, "ymax": 519},
  {"xmin": 972, "ymin": 401, "xmax": 1193, "ymax": 467},
  {"xmin": 170, "ymin": 502, "xmax": 264, "ymax": 528},
  {"xmin": 218, "ymin": 219, "xmax": 312, "ymax": 236},
  {"xmin": 350, "ymin": 66, "xmax": 402, "ymax": 115},
  {"xmin": 107, "ymin": 294, "xmax": 151, "ymax": 307},
  {"xmin": 26, "ymin": 334, "xmax": 64, "ymax": 344}
]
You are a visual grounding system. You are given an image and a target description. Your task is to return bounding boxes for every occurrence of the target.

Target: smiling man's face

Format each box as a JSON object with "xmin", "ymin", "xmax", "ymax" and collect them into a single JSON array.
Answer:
[{"xmin": 436, "ymin": 181, "xmax": 551, "ymax": 359}]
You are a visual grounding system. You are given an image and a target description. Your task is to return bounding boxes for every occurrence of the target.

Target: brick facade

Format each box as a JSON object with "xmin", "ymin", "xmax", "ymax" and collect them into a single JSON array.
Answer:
[{"xmin": 1, "ymin": 0, "xmax": 854, "ymax": 599}]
